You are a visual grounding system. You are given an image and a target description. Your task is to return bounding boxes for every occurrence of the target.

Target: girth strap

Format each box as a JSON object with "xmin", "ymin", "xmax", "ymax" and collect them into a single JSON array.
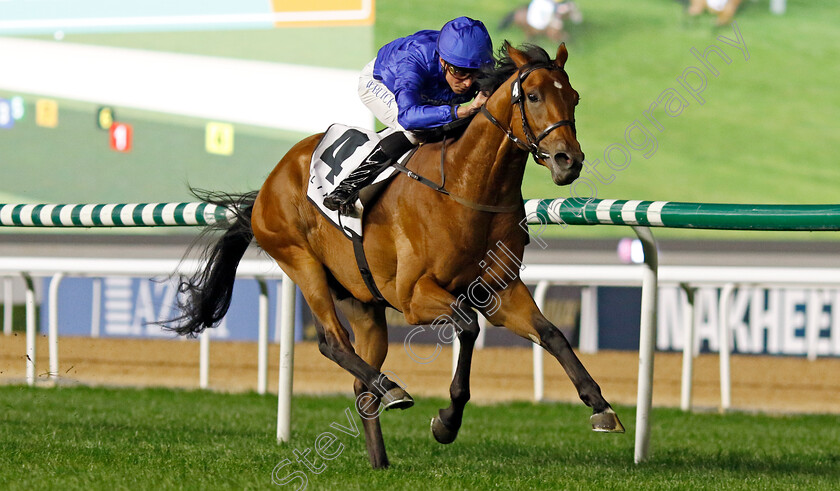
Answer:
[{"xmin": 349, "ymin": 230, "xmax": 388, "ymax": 304}]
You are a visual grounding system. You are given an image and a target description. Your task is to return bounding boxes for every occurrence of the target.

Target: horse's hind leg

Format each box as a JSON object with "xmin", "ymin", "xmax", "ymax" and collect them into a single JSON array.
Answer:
[
  {"xmin": 333, "ymin": 293, "xmax": 391, "ymax": 469},
  {"xmin": 489, "ymin": 280, "xmax": 624, "ymax": 433},
  {"xmin": 277, "ymin": 253, "xmax": 412, "ymax": 409},
  {"xmin": 430, "ymin": 308, "xmax": 480, "ymax": 445}
]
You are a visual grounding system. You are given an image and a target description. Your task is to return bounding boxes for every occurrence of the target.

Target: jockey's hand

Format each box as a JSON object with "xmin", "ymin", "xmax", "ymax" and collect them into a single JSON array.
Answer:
[{"xmin": 457, "ymin": 91, "xmax": 490, "ymax": 119}]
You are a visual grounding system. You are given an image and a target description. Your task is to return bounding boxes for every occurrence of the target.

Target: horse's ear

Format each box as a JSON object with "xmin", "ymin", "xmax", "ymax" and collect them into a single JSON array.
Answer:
[
  {"xmin": 555, "ymin": 43, "xmax": 568, "ymax": 69},
  {"xmin": 506, "ymin": 42, "xmax": 530, "ymax": 67}
]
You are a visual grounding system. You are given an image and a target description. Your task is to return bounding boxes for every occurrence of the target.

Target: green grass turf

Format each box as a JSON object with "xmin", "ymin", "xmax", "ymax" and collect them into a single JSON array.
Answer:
[
  {"xmin": 0, "ymin": 95, "xmax": 302, "ymax": 205},
  {"xmin": 25, "ymin": 26, "xmax": 373, "ymax": 69},
  {"xmin": 1, "ymin": 385, "xmax": 839, "ymax": 489},
  {"xmin": 1, "ymin": 25, "xmax": 371, "ymax": 207}
]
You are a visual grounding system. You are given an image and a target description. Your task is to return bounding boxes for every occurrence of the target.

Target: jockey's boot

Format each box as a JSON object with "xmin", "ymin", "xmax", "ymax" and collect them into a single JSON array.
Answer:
[
  {"xmin": 322, "ymin": 144, "xmax": 391, "ymax": 214},
  {"xmin": 323, "ymin": 132, "xmax": 414, "ymax": 215}
]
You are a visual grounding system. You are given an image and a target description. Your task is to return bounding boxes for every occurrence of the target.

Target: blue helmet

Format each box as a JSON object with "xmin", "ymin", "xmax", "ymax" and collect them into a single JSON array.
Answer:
[{"xmin": 436, "ymin": 16, "xmax": 493, "ymax": 69}]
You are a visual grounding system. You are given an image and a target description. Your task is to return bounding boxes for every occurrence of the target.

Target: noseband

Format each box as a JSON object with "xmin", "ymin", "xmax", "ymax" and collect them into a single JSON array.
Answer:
[{"xmin": 480, "ymin": 64, "xmax": 576, "ymax": 160}]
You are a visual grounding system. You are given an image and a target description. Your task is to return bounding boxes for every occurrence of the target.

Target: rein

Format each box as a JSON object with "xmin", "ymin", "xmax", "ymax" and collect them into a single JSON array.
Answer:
[
  {"xmin": 391, "ymin": 137, "xmax": 521, "ymax": 213},
  {"xmin": 391, "ymin": 63, "xmax": 574, "ymax": 214},
  {"xmin": 481, "ymin": 63, "xmax": 576, "ymax": 161}
]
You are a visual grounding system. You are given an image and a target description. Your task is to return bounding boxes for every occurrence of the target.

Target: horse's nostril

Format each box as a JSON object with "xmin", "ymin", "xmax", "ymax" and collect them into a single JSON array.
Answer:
[{"xmin": 555, "ymin": 152, "xmax": 570, "ymax": 165}]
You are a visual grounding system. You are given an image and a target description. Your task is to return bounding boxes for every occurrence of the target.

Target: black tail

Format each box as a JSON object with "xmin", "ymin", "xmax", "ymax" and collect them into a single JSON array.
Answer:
[{"xmin": 162, "ymin": 189, "xmax": 258, "ymax": 337}]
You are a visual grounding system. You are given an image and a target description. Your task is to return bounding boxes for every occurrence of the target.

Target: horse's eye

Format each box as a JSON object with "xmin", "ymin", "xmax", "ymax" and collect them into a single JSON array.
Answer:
[{"xmin": 527, "ymin": 93, "xmax": 539, "ymax": 103}]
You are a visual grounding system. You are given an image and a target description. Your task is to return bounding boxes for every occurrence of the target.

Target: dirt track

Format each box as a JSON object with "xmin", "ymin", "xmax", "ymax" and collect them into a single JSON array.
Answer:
[{"xmin": 2, "ymin": 335, "xmax": 840, "ymax": 414}]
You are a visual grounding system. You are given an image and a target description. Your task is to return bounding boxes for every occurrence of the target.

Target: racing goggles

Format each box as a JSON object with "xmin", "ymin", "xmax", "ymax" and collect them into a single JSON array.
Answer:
[{"xmin": 444, "ymin": 62, "xmax": 479, "ymax": 81}]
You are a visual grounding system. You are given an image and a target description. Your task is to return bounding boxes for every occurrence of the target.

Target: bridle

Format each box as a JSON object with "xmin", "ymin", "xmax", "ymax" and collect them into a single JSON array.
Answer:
[
  {"xmin": 390, "ymin": 63, "xmax": 578, "ymax": 214},
  {"xmin": 480, "ymin": 63, "xmax": 576, "ymax": 161}
]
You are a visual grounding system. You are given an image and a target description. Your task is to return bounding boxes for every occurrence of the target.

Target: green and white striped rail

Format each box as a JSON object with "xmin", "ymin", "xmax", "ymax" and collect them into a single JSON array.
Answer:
[
  {"xmin": 0, "ymin": 202, "xmax": 232, "ymax": 227},
  {"xmin": 523, "ymin": 198, "xmax": 840, "ymax": 231},
  {"xmin": 2, "ymin": 199, "xmax": 840, "ymax": 231},
  {"xmin": 3, "ymin": 197, "xmax": 838, "ymax": 466}
]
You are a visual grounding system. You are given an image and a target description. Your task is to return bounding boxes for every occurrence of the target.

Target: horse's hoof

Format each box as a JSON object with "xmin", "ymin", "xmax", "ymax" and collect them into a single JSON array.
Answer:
[
  {"xmin": 369, "ymin": 457, "xmax": 390, "ymax": 470},
  {"xmin": 381, "ymin": 387, "xmax": 414, "ymax": 410},
  {"xmin": 591, "ymin": 407, "xmax": 625, "ymax": 433},
  {"xmin": 430, "ymin": 416, "xmax": 459, "ymax": 444}
]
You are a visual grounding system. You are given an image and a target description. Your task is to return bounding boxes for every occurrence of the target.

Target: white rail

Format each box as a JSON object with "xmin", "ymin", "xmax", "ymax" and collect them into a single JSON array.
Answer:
[
  {"xmin": 5, "ymin": 256, "xmax": 840, "ymax": 460},
  {"xmin": 0, "ymin": 256, "xmax": 295, "ymax": 441}
]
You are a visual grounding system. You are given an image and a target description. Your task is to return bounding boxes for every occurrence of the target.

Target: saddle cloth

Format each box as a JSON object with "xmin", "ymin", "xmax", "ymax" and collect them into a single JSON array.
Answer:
[{"xmin": 306, "ymin": 124, "xmax": 402, "ymax": 238}]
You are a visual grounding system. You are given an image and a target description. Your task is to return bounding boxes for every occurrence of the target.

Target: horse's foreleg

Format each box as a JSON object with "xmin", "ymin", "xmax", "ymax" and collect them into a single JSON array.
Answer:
[
  {"xmin": 334, "ymin": 294, "xmax": 391, "ymax": 469},
  {"xmin": 489, "ymin": 280, "xmax": 624, "ymax": 433},
  {"xmin": 401, "ymin": 276, "xmax": 480, "ymax": 444},
  {"xmin": 430, "ymin": 309, "xmax": 480, "ymax": 444}
]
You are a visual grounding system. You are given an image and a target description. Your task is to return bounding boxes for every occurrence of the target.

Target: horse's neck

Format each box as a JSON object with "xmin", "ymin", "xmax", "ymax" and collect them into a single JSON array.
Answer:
[{"xmin": 442, "ymin": 107, "xmax": 528, "ymax": 206}]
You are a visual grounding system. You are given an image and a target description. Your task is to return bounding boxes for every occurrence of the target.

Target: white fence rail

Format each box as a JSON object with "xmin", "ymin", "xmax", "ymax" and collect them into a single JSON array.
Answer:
[
  {"xmin": 4, "ymin": 198, "xmax": 840, "ymax": 464},
  {"xmin": 5, "ymin": 256, "xmax": 840, "ymax": 461},
  {"xmin": 0, "ymin": 257, "xmax": 294, "ymax": 442}
]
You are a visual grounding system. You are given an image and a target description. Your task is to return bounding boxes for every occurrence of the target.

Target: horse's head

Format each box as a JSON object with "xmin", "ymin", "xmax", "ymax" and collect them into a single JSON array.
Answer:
[{"xmin": 482, "ymin": 42, "xmax": 583, "ymax": 185}]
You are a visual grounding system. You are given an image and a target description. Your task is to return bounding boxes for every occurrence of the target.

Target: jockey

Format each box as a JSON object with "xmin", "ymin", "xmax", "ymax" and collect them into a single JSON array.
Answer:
[{"xmin": 323, "ymin": 16, "xmax": 494, "ymax": 214}]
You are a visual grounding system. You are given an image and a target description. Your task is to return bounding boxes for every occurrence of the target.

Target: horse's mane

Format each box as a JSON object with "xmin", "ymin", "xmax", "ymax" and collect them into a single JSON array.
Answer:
[{"xmin": 476, "ymin": 41, "xmax": 553, "ymax": 94}]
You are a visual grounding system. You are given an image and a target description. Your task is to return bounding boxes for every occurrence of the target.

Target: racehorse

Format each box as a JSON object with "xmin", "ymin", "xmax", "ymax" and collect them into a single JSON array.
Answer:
[
  {"xmin": 166, "ymin": 42, "xmax": 624, "ymax": 469},
  {"xmin": 687, "ymin": 0, "xmax": 743, "ymax": 26},
  {"xmin": 499, "ymin": 1, "xmax": 583, "ymax": 44}
]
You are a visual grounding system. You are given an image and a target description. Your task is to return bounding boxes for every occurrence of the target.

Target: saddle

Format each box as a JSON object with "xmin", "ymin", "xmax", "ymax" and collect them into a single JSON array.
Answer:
[
  {"xmin": 306, "ymin": 125, "xmax": 407, "ymax": 238},
  {"xmin": 306, "ymin": 118, "xmax": 475, "ymax": 304},
  {"xmin": 306, "ymin": 117, "xmax": 474, "ymax": 237}
]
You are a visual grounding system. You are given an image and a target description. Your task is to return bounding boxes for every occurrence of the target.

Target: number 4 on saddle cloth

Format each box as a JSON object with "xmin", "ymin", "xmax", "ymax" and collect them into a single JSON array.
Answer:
[
  {"xmin": 306, "ymin": 118, "xmax": 470, "ymax": 303},
  {"xmin": 306, "ymin": 124, "xmax": 409, "ymax": 240},
  {"xmin": 307, "ymin": 124, "xmax": 417, "ymax": 304}
]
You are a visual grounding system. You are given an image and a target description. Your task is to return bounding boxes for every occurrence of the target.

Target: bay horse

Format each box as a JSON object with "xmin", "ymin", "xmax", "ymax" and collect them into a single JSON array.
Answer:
[{"xmin": 166, "ymin": 42, "xmax": 623, "ymax": 469}]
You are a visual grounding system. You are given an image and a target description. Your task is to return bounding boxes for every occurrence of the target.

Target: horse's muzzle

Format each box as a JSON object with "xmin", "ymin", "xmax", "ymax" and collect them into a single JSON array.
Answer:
[{"xmin": 549, "ymin": 150, "xmax": 583, "ymax": 185}]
